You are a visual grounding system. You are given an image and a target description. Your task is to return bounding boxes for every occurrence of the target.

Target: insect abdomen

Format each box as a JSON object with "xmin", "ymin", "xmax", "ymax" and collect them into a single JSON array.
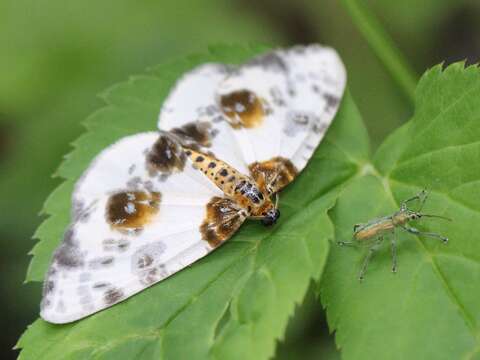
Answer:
[
  {"xmin": 354, "ymin": 221, "xmax": 395, "ymax": 241},
  {"xmin": 185, "ymin": 148, "xmax": 246, "ymax": 197}
]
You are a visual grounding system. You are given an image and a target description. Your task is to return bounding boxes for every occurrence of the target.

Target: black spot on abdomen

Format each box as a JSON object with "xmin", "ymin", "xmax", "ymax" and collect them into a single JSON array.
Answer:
[{"xmin": 220, "ymin": 169, "xmax": 228, "ymax": 177}]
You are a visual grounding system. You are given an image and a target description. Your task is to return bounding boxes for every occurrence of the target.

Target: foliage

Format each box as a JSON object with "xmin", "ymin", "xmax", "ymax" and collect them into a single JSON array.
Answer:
[
  {"xmin": 321, "ymin": 62, "xmax": 480, "ymax": 359},
  {"xmin": 16, "ymin": 40, "xmax": 480, "ymax": 360},
  {"xmin": 17, "ymin": 45, "xmax": 368, "ymax": 359}
]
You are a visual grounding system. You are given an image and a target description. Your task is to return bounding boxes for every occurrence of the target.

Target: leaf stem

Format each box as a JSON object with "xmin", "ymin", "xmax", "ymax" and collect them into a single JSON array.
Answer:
[{"xmin": 340, "ymin": 0, "xmax": 418, "ymax": 105}]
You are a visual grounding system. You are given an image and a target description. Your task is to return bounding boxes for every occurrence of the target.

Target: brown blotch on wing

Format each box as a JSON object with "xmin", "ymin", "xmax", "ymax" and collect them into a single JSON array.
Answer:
[
  {"xmin": 147, "ymin": 134, "xmax": 186, "ymax": 173},
  {"xmin": 106, "ymin": 191, "xmax": 161, "ymax": 231},
  {"xmin": 220, "ymin": 90, "xmax": 265, "ymax": 129},
  {"xmin": 249, "ymin": 157, "xmax": 297, "ymax": 194},
  {"xmin": 170, "ymin": 121, "xmax": 213, "ymax": 147},
  {"xmin": 200, "ymin": 197, "xmax": 245, "ymax": 247}
]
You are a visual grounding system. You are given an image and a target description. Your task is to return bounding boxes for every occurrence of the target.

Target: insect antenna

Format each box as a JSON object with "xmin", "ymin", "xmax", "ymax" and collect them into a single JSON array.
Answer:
[
  {"xmin": 420, "ymin": 213, "xmax": 452, "ymax": 221},
  {"xmin": 417, "ymin": 189, "xmax": 429, "ymax": 212}
]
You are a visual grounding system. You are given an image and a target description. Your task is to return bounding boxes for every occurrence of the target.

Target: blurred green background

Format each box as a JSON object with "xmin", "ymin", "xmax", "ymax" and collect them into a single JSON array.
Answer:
[{"xmin": 2, "ymin": 0, "xmax": 480, "ymax": 358}]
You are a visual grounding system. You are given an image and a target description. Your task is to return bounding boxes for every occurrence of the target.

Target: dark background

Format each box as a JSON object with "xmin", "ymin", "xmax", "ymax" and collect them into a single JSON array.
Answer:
[{"xmin": 2, "ymin": 1, "xmax": 480, "ymax": 358}]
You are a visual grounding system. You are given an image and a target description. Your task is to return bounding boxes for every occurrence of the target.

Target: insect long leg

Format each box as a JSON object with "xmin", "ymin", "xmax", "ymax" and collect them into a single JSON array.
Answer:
[
  {"xmin": 337, "ymin": 240, "xmax": 355, "ymax": 247},
  {"xmin": 400, "ymin": 225, "xmax": 448, "ymax": 243},
  {"xmin": 391, "ymin": 230, "xmax": 397, "ymax": 273},
  {"xmin": 358, "ymin": 237, "xmax": 383, "ymax": 281},
  {"xmin": 359, "ymin": 246, "xmax": 376, "ymax": 281},
  {"xmin": 417, "ymin": 190, "xmax": 429, "ymax": 212},
  {"xmin": 400, "ymin": 190, "xmax": 428, "ymax": 211}
]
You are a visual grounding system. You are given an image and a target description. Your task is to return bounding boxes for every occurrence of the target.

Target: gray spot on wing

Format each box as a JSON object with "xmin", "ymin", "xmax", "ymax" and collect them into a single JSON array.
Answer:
[
  {"xmin": 41, "ymin": 266, "xmax": 59, "ymax": 310},
  {"xmin": 269, "ymin": 87, "xmax": 286, "ymax": 107},
  {"xmin": 72, "ymin": 199, "xmax": 98, "ymax": 223},
  {"xmin": 72, "ymin": 199, "xmax": 85, "ymax": 218},
  {"xmin": 158, "ymin": 173, "xmax": 170, "ymax": 182},
  {"xmin": 143, "ymin": 180, "xmax": 154, "ymax": 192},
  {"xmin": 128, "ymin": 164, "xmax": 136, "ymax": 175},
  {"xmin": 131, "ymin": 241, "xmax": 166, "ymax": 273},
  {"xmin": 203, "ymin": 104, "xmax": 218, "ymax": 116},
  {"xmin": 104, "ymin": 287, "xmax": 124, "ymax": 305},
  {"xmin": 126, "ymin": 176, "xmax": 142, "ymax": 190},
  {"xmin": 212, "ymin": 115, "xmax": 226, "ymax": 123},
  {"xmin": 248, "ymin": 52, "xmax": 288, "ymax": 72},
  {"xmin": 323, "ymin": 93, "xmax": 340, "ymax": 110},
  {"xmin": 312, "ymin": 120, "xmax": 328, "ymax": 134},
  {"xmin": 53, "ymin": 228, "xmax": 85, "ymax": 269},
  {"xmin": 92, "ymin": 282, "xmax": 111, "ymax": 290},
  {"xmin": 40, "ymin": 298, "xmax": 51, "ymax": 310},
  {"xmin": 131, "ymin": 241, "xmax": 167, "ymax": 285},
  {"xmin": 291, "ymin": 45, "xmax": 308, "ymax": 55},
  {"xmin": 196, "ymin": 105, "xmax": 228, "ymax": 125},
  {"xmin": 103, "ymin": 238, "xmax": 131, "ymax": 253},
  {"xmin": 142, "ymin": 268, "xmax": 160, "ymax": 285},
  {"xmin": 44, "ymin": 280, "xmax": 55, "ymax": 294},
  {"xmin": 283, "ymin": 111, "xmax": 318, "ymax": 137},
  {"xmin": 88, "ymin": 256, "xmax": 115, "ymax": 270}
]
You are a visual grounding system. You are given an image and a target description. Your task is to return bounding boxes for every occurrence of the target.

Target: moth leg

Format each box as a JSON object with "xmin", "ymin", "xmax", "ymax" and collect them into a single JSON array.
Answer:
[
  {"xmin": 266, "ymin": 172, "xmax": 279, "ymax": 195},
  {"xmin": 391, "ymin": 230, "xmax": 397, "ymax": 273},
  {"xmin": 400, "ymin": 224, "xmax": 448, "ymax": 244},
  {"xmin": 274, "ymin": 192, "xmax": 279, "ymax": 210},
  {"xmin": 358, "ymin": 237, "xmax": 383, "ymax": 281}
]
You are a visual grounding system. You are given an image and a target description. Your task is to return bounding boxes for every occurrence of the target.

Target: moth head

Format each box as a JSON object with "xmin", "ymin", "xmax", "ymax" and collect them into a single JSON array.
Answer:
[{"xmin": 261, "ymin": 208, "xmax": 280, "ymax": 226}]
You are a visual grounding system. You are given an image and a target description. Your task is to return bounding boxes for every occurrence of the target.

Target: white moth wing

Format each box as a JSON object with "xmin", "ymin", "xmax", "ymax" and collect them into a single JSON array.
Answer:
[
  {"xmin": 157, "ymin": 45, "xmax": 346, "ymax": 182},
  {"xmin": 217, "ymin": 45, "xmax": 346, "ymax": 170},
  {"xmin": 158, "ymin": 64, "xmax": 250, "ymax": 174},
  {"xmin": 277, "ymin": 45, "xmax": 346, "ymax": 170},
  {"xmin": 215, "ymin": 62, "xmax": 289, "ymax": 165},
  {"xmin": 40, "ymin": 132, "xmax": 234, "ymax": 324}
]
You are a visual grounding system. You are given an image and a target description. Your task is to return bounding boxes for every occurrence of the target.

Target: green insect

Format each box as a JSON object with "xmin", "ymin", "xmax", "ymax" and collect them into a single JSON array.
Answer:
[{"xmin": 338, "ymin": 190, "xmax": 451, "ymax": 281}]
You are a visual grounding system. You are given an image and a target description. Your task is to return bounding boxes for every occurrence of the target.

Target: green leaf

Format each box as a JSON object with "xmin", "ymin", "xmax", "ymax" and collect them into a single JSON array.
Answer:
[
  {"xmin": 321, "ymin": 63, "xmax": 480, "ymax": 359},
  {"xmin": 18, "ymin": 46, "xmax": 370, "ymax": 359}
]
